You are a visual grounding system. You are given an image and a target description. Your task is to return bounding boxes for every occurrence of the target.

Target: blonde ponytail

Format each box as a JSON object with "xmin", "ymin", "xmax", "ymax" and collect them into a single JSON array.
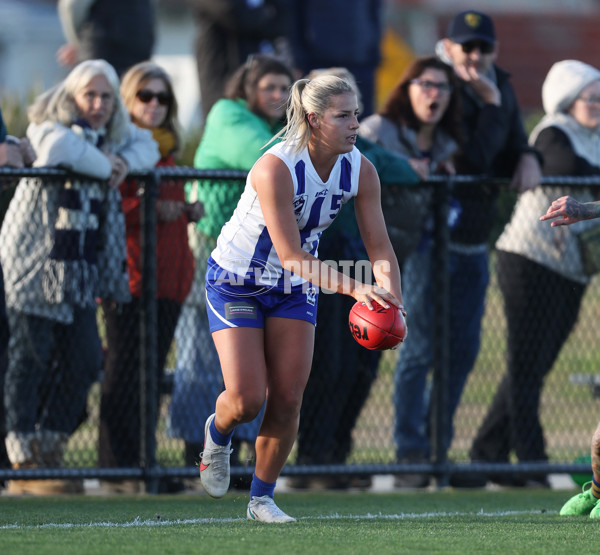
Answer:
[{"xmin": 268, "ymin": 75, "xmax": 355, "ymax": 154}]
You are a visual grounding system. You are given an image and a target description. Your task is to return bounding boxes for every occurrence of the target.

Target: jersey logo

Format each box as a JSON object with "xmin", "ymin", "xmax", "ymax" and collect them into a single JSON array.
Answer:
[
  {"xmin": 293, "ymin": 194, "xmax": 308, "ymax": 221},
  {"xmin": 306, "ymin": 286, "xmax": 317, "ymax": 306}
]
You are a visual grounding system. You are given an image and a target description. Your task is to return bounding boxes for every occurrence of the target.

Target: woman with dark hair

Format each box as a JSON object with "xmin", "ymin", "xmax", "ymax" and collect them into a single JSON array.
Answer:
[
  {"xmin": 168, "ymin": 54, "xmax": 294, "ymax": 485},
  {"xmin": 359, "ymin": 55, "xmax": 462, "ymax": 489},
  {"xmin": 376, "ymin": 56, "xmax": 462, "ymax": 168}
]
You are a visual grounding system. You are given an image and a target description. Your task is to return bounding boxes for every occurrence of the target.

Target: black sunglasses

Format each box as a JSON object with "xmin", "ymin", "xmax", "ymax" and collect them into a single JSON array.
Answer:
[
  {"xmin": 136, "ymin": 89, "xmax": 172, "ymax": 106},
  {"xmin": 461, "ymin": 40, "xmax": 494, "ymax": 54}
]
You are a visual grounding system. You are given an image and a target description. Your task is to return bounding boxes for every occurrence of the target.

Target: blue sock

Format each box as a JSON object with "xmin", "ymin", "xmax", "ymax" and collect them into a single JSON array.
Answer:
[
  {"xmin": 250, "ymin": 473, "xmax": 276, "ymax": 499},
  {"xmin": 209, "ymin": 418, "xmax": 233, "ymax": 446},
  {"xmin": 592, "ymin": 477, "xmax": 600, "ymax": 499}
]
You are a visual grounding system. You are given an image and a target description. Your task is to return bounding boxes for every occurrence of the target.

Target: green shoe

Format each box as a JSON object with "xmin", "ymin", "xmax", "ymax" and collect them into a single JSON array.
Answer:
[
  {"xmin": 590, "ymin": 503, "xmax": 600, "ymax": 519},
  {"xmin": 560, "ymin": 482, "xmax": 599, "ymax": 516}
]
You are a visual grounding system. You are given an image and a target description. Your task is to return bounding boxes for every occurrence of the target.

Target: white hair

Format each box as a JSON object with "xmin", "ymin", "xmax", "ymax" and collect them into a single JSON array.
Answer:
[
  {"xmin": 28, "ymin": 59, "xmax": 130, "ymax": 145},
  {"xmin": 542, "ymin": 60, "xmax": 600, "ymax": 115}
]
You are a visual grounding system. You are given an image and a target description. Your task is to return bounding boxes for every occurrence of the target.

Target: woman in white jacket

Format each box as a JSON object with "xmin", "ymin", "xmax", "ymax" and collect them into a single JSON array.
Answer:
[
  {"xmin": 0, "ymin": 59, "xmax": 159, "ymax": 495},
  {"xmin": 466, "ymin": 60, "xmax": 600, "ymax": 487}
]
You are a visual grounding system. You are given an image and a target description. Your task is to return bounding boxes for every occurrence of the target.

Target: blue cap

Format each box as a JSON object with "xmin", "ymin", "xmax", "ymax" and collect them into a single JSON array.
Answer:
[{"xmin": 447, "ymin": 10, "xmax": 495, "ymax": 44}]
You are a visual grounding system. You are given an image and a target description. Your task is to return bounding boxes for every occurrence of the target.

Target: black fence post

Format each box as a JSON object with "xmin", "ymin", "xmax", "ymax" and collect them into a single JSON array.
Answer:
[
  {"xmin": 430, "ymin": 176, "xmax": 452, "ymax": 487},
  {"xmin": 140, "ymin": 170, "xmax": 159, "ymax": 493}
]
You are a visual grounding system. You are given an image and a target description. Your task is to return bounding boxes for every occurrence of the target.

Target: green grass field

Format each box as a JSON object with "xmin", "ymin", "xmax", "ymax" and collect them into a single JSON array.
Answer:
[{"xmin": 0, "ymin": 488, "xmax": 597, "ymax": 554}]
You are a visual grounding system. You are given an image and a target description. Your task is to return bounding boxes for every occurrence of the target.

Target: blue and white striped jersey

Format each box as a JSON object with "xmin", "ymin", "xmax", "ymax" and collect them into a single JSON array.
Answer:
[{"xmin": 211, "ymin": 140, "xmax": 361, "ymax": 291}]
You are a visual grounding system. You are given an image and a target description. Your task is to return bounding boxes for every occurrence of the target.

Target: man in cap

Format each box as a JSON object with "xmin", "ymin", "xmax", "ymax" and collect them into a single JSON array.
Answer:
[{"xmin": 393, "ymin": 9, "xmax": 542, "ymax": 489}]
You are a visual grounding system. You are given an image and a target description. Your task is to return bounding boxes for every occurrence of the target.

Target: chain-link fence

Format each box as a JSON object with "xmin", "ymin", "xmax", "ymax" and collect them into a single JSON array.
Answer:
[{"xmin": 0, "ymin": 167, "xmax": 597, "ymax": 491}]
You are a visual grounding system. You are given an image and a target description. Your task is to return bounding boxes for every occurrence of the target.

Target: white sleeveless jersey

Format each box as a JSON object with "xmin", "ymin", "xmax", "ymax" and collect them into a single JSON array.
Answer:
[{"xmin": 211, "ymin": 140, "xmax": 362, "ymax": 290}]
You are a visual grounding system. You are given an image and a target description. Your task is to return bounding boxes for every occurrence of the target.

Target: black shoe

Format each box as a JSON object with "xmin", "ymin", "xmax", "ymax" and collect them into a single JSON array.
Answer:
[
  {"xmin": 286, "ymin": 475, "xmax": 350, "ymax": 490},
  {"xmin": 100, "ymin": 479, "xmax": 141, "ymax": 494},
  {"xmin": 524, "ymin": 476, "xmax": 551, "ymax": 488},
  {"xmin": 318, "ymin": 475, "xmax": 351, "ymax": 490},
  {"xmin": 394, "ymin": 473, "xmax": 430, "ymax": 489},
  {"xmin": 450, "ymin": 456, "xmax": 495, "ymax": 488},
  {"xmin": 0, "ymin": 443, "xmax": 10, "ymax": 489},
  {"xmin": 395, "ymin": 454, "xmax": 430, "ymax": 489},
  {"xmin": 489, "ymin": 474, "xmax": 550, "ymax": 489},
  {"xmin": 158, "ymin": 477, "xmax": 186, "ymax": 494},
  {"xmin": 184, "ymin": 442, "xmax": 202, "ymax": 467},
  {"xmin": 286, "ymin": 475, "xmax": 310, "ymax": 489},
  {"xmin": 229, "ymin": 438, "xmax": 255, "ymax": 490},
  {"xmin": 449, "ymin": 472, "xmax": 487, "ymax": 489},
  {"xmin": 349, "ymin": 474, "xmax": 372, "ymax": 489},
  {"xmin": 231, "ymin": 473, "xmax": 253, "ymax": 490}
]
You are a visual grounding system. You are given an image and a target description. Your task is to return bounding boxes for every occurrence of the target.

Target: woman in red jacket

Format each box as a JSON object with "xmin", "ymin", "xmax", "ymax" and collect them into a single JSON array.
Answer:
[{"xmin": 98, "ymin": 61, "xmax": 203, "ymax": 493}]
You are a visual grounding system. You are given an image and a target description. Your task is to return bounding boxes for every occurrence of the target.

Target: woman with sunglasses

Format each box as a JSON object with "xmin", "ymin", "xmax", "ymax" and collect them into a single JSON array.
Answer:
[
  {"xmin": 167, "ymin": 54, "xmax": 294, "ymax": 487},
  {"xmin": 359, "ymin": 55, "xmax": 462, "ymax": 489},
  {"xmin": 97, "ymin": 61, "xmax": 203, "ymax": 494}
]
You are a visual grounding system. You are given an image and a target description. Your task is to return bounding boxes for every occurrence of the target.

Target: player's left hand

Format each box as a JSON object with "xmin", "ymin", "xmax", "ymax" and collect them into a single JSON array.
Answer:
[{"xmin": 352, "ymin": 284, "xmax": 402, "ymax": 311}]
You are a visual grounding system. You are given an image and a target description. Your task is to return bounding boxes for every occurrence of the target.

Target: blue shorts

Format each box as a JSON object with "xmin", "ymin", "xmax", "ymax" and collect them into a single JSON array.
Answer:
[{"xmin": 205, "ymin": 260, "xmax": 319, "ymax": 333}]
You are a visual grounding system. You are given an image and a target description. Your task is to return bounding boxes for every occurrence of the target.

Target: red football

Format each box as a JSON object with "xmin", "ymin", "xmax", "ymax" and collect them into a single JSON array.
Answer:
[{"xmin": 348, "ymin": 301, "xmax": 407, "ymax": 350}]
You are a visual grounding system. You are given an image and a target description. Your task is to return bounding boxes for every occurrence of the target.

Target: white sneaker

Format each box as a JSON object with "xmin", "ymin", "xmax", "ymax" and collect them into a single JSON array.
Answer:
[
  {"xmin": 247, "ymin": 495, "xmax": 296, "ymax": 523},
  {"xmin": 199, "ymin": 414, "xmax": 233, "ymax": 498}
]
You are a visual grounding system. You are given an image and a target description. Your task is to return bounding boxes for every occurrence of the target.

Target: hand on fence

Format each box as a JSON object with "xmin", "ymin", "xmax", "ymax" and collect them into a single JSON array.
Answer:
[
  {"xmin": 157, "ymin": 200, "xmax": 186, "ymax": 222},
  {"xmin": 409, "ymin": 158, "xmax": 430, "ymax": 180},
  {"xmin": 106, "ymin": 154, "xmax": 129, "ymax": 189},
  {"xmin": 18, "ymin": 137, "xmax": 36, "ymax": 166},
  {"xmin": 510, "ymin": 152, "xmax": 542, "ymax": 193},
  {"xmin": 184, "ymin": 201, "xmax": 205, "ymax": 222},
  {"xmin": 435, "ymin": 159, "xmax": 456, "ymax": 176},
  {"xmin": 0, "ymin": 140, "xmax": 25, "ymax": 168}
]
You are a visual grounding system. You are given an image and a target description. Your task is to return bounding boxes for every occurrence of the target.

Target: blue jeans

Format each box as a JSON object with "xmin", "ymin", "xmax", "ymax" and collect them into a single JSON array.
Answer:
[
  {"xmin": 4, "ymin": 308, "xmax": 102, "ymax": 434},
  {"xmin": 394, "ymin": 245, "xmax": 434, "ymax": 459},
  {"xmin": 394, "ymin": 245, "xmax": 489, "ymax": 459}
]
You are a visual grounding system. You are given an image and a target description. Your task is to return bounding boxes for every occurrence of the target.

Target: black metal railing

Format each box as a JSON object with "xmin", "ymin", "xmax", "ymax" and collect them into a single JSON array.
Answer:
[{"xmin": 0, "ymin": 167, "xmax": 598, "ymax": 490}]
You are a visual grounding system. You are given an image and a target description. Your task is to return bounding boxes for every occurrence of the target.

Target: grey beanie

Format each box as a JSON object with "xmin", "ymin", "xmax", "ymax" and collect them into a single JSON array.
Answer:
[{"xmin": 542, "ymin": 60, "xmax": 600, "ymax": 115}]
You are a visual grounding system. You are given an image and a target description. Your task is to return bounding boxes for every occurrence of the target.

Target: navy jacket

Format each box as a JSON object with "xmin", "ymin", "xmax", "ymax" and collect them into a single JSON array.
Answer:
[
  {"xmin": 78, "ymin": 0, "xmax": 154, "ymax": 76},
  {"xmin": 0, "ymin": 109, "xmax": 8, "ymax": 357},
  {"xmin": 451, "ymin": 65, "xmax": 540, "ymax": 245}
]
